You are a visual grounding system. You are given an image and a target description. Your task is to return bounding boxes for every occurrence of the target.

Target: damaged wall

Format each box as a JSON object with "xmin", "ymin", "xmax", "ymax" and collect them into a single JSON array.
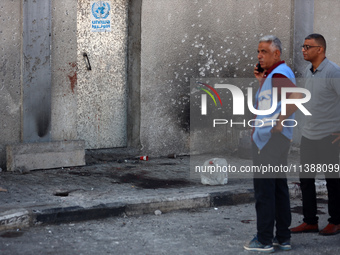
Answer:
[
  {"xmin": 1, "ymin": 0, "xmax": 340, "ymax": 168},
  {"xmin": 0, "ymin": 0, "xmax": 128, "ymax": 169},
  {"xmin": 140, "ymin": 0, "xmax": 294, "ymax": 156}
]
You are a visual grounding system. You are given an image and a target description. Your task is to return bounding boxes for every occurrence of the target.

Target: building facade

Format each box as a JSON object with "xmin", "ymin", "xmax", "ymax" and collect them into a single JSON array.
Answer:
[{"xmin": 1, "ymin": 0, "xmax": 339, "ymax": 169}]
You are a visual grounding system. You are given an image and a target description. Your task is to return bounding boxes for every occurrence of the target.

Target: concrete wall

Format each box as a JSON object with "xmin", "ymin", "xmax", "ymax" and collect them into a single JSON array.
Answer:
[
  {"xmin": 291, "ymin": 0, "xmax": 314, "ymax": 145},
  {"xmin": 0, "ymin": 0, "xmax": 22, "ymax": 169},
  {"xmin": 2, "ymin": 0, "xmax": 340, "ymax": 168},
  {"xmin": 0, "ymin": 0, "xmax": 79, "ymax": 169},
  {"xmin": 51, "ymin": 0, "xmax": 78, "ymax": 142},
  {"xmin": 292, "ymin": 0, "xmax": 340, "ymax": 145},
  {"xmin": 127, "ymin": 0, "xmax": 142, "ymax": 149},
  {"xmin": 314, "ymin": 0, "xmax": 340, "ymax": 66},
  {"xmin": 0, "ymin": 0, "xmax": 128, "ymax": 169},
  {"xmin": 140, "ymin": 0, "xmax": 294, "ymax": 156}
]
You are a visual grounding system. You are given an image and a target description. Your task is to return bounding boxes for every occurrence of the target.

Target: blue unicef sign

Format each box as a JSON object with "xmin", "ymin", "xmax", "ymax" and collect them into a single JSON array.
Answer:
[{"xmin": 91, "ymin": 1, "xmax": 111, "ymax": 32}]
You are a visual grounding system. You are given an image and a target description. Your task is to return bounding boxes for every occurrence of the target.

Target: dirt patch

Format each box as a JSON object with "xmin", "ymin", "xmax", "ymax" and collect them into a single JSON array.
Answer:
[
  {"xmin": 291, "ymin": 206, "xmax": 325, "ymax": 215},
  {"xmin": 0, "ymin": 231, "xmax": 24, "ymax": 238},
  {"xmin": 117, "ymin": 173, "xmax": 192, "ymax": 189}
]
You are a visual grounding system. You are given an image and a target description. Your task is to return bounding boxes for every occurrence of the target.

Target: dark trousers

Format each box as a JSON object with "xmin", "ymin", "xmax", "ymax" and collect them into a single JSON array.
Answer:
[
  {"xmin": 252, "ymin": 133, "xmax": 291, "ymax": 245},
  {"xmin": 300, "ymin": 135, "xmax": 340, "ymax": 225}
]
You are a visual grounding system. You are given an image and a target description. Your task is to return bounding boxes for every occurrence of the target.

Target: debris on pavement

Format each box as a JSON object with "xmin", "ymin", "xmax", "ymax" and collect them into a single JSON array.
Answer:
[{"xmin": 0, "ymin": 187, "xmax": 8, "ymax": 192}]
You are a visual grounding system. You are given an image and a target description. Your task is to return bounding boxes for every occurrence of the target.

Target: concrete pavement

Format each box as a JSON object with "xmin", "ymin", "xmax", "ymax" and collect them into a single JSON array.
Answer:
[{"xmin": 0, "ymin": 149, "xmax": 327, "ymax": 231}]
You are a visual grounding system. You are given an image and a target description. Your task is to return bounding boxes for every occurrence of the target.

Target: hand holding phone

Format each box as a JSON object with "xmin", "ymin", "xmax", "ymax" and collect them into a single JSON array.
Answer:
[{"xmin": 257, "ymin": 62, "xmax": 264, "ymax": 73}]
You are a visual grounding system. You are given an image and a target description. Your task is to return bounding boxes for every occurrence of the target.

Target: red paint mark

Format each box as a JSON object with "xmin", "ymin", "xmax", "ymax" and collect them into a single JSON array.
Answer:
[
  {"xmin": 68, "ymin": 62, "xmax": 77, "ymax": 93},
  {"xmin": 68, "ymin": 72, "xmax": 77, "ymax": 93}
]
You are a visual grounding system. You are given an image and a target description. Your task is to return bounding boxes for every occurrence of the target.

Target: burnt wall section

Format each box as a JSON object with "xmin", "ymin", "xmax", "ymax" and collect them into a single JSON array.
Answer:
[{"xmin": 22, "ymin": 0, "xmax": 52, "ymax": 142}]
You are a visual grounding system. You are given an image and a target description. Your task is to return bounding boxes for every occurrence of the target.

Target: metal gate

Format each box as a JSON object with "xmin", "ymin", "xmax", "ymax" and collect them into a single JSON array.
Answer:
[{"xmin": 76, "ymin": 0, "xmax": 128, "ymax": 149}]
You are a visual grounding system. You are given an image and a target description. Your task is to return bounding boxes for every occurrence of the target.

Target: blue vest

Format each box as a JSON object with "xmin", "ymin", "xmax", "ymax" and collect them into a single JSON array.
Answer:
[{"xmin": 252, "ymin": 63, "xmax": 296, "ymax": 150}]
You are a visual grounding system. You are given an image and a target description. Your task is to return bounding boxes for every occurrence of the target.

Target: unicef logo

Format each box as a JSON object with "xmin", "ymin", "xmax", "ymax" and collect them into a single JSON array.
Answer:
[{"xmin": 91, "ymin": 1, "xmax": 111, "ymax": 19}]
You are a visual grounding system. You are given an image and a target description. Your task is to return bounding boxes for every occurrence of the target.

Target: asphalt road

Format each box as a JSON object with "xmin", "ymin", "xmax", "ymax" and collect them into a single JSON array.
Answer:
[{"xmin": 0, "ymin": 196, "xmax": 339, "ymax": 255}]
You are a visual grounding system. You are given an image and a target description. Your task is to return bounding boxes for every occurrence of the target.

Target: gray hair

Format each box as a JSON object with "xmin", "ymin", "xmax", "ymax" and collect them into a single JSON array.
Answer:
[{"xmin": 259, "ymin": 35, "xmax": 282, "ymax": 54}]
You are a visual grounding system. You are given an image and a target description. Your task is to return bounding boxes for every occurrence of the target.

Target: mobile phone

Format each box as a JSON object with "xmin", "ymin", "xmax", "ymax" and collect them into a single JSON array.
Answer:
[{"xmin": 257, "ymin": 62, "xmax": 264, "ymax": 73}]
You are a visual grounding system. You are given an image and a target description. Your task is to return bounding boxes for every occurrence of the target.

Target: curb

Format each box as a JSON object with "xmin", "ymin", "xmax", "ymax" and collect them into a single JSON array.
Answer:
[
  {"xmin": 0, "ymin": 209, "xmax": 31, "ymax": 231},
  {"xmin": 0, "ymin": 182, "xmax": 327, "ymax": 231},
  {"xmin": 0, "ymin": 189, "xmax": 255, "ymax": 231},
  {"xmin": 34, "ymin": 203, "xmax": 126, "ymax": 225}
]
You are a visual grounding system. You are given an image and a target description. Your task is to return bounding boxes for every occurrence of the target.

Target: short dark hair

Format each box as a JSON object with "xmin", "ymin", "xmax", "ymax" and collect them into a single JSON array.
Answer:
[{"xmin": 305, "ymin": 33, "xmax": 326, "ymax": 52}]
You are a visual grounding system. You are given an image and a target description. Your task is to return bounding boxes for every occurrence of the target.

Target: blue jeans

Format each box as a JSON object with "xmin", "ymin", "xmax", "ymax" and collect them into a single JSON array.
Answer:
[{"xmin": 252, "ymin": 133, "xmax": 291, "ymax": 245}]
